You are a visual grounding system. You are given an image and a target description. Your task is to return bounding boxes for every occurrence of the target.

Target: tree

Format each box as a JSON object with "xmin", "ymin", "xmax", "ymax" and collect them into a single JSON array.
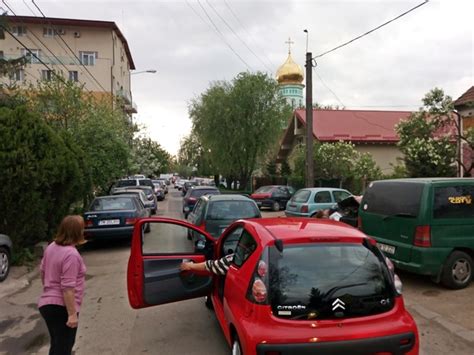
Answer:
[
  {"xmin": 0, "ymin": 105, "xmax": 87, "ymax": 249},
  {"xmin": 189, "ymin": 72, "xmax": 290, "ymax": 189},
  {"xmin": 396, "ymin": 88, "xmax": 457, "ymax": 177},
  {"xmin": 130, "ymin": 137, "xmax": 172, "ymax": 178},
  {"xmin": 177, "ymin": 134, "xmax": 214, "ymax": 176}
]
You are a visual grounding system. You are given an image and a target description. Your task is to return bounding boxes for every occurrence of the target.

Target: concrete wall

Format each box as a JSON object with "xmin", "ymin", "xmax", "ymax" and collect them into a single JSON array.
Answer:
[{"xmin": 354, "ymin": 144, "xmax": 402, "ymax": 174}]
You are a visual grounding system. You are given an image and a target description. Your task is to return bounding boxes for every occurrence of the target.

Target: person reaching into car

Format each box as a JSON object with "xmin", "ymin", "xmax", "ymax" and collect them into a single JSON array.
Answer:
[
  {"xmin": 38, "ymin": 215, "xmax": 87, "ymax": 355},
  {"xmin": 180, "ymin": 254, "xmax": 234, "ymax": 276}
]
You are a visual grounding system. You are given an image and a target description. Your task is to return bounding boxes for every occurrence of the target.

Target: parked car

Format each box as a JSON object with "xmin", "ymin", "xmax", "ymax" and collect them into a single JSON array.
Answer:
[
  {"xmin": 183, "ymin": 186, "xmax": 220, "ymax": 218},
  {"xmin": 124, "ymin": 186, "xmax": 157, "ymax": 214},
  {"xmin": 250, "ymin": 185, "xmax": 296, "ymax": 211},
  {"xmin": 175, "ymin": 179, "xmax": 188, "ymax": 190},
  {"xmin": 0, "ymin": 234, "xmax": 12, "ymax": 282},
  {"xmin": 285, "ymin": 187, "xmax": 352, "ymax": 217},
  {"xmin": 153, "ymin": 179, "xmax": 169, "ymax": 194},
  {"xmin": 127, "ymin": 217, "xmax": 419, "ymax": 355},
  {"xmin": 182, "ymin": 180, "xmax": 198, "ymax": 196},
  {"xmin": 112, "ymin": 188, "xmax": 155, "ymax": 214},
  {"xmin": 359, "ymin": 178, "xmax": 474, "ymax": 289},
  {"xmin": 187, "ymin": 194, "xmax": 261, "ymax": 239},
  {"xmin": 84, "ymin": 195, "xmax": 150, "ymax": 240}
]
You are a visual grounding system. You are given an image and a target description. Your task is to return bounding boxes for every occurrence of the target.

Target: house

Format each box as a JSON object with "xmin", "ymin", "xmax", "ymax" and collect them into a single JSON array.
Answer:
[
  {"xmin": 0, "ymin": 15, "xmax": 136, "ymax": 115},
  {"xmin": 276, "ymin": 109, "xmax": 414, "ymax": 174},
  {"xmin": 454, "ymin": 86, "xmax": 474, "ymax": 176}
]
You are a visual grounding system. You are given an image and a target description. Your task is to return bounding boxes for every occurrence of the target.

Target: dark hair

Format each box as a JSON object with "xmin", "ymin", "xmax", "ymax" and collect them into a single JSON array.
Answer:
[
  {"xmin": 55, "ymin": 215, "xmax": 85, "ymax": 246},
  {"xmin": 314, "ymin": 209, "xmax": 330, "ymax": 219}
]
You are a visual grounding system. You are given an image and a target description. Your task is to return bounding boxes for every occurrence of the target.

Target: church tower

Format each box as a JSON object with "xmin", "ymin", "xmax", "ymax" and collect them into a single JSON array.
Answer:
[{"xmin": 276, "ymin": 38, "xmax": 305, "ymax": 109}]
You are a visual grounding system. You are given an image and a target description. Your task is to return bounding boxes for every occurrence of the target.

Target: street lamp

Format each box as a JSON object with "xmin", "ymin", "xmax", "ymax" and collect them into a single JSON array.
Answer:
[{"xmin": 131, "ymin": 69, "xmax": 157, "ymax": 75}]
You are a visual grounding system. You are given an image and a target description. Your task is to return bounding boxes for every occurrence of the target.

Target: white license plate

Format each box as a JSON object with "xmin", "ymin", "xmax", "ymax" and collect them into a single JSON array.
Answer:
[
  {"xmin": 99, "ymin": 219, "xmax": 120, "ymax": 226},
  {"xmin": 256, "ymin": 201, "xmax": 262, "ymax": 206},
  {"xmin": 377, "ymin": 242, "xmax": 396, "ymax": 255}
]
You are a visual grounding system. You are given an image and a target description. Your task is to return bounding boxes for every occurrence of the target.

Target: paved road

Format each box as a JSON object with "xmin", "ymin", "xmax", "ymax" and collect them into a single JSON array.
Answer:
[{"xmin": 1, "ymin": 188, "xmax": 473, "ymax": 354}]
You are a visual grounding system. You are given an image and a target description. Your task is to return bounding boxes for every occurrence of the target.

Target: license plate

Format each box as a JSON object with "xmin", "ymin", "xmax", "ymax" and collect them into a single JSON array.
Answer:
[
  {"xmin": 256, "ymin": 201, "xmax": 262, "ymax": 206},
  {"xmin": 99, "ymin": 219, "xmax": 120, "ymax": 226},
  {"xmin": 377, "ymin": 242, "xmax": 396, "ymax": 255}
]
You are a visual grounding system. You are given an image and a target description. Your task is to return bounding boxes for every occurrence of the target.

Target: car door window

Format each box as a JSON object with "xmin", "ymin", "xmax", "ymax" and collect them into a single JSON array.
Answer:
[
  {"xmin": 221, "ymin": 226, "xmax": 243, "ymax": 256},
  {"xmin": 333, "ymin": 190, "xmax": 351, "ymax": 202},
  {"xmin": 233, "ymin": 230, "xmax": 257, "ymax": 267},
  {"xmin": 314, "ymin": 191, "xmax": 332, "ymax": 203}
]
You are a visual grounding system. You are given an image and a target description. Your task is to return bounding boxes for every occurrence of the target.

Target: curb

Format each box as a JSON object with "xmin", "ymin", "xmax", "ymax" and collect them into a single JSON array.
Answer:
[{"xmin": 406, "ymin": 301, "xmax": 474, "ymax": 344}]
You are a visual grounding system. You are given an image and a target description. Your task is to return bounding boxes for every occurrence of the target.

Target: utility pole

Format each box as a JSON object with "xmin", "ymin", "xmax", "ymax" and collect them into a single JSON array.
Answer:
[{"xmin": 305, "ymin": 51, "xmax": 314, "ymax": 187}]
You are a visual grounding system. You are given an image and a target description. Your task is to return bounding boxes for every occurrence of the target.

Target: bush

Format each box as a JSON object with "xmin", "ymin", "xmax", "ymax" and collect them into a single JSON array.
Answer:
[{"xmin": 0, "ymin": 105, "xmax": 86, "ymax": 249}]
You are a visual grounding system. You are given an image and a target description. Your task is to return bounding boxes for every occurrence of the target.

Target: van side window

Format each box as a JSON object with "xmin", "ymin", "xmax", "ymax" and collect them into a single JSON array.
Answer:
[{"xmin": 433, "ymin": 186, "xmax": 474, "ymax": 219}]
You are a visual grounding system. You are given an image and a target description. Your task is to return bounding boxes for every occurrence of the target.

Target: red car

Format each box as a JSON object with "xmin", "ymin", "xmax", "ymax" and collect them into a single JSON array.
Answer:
[{"xmin": 127, "ymin": 217, "xmax": 419, "ymax": 355}]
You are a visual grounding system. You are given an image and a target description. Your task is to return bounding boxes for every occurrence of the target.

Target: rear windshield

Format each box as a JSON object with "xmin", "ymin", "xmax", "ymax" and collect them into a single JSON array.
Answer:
[
  {"xmin": 292, "ymin": 190, "xmax": 311, "ymax": 203},
  {"xmin": 115, "ymin": 180, "xmax": 136, "ymax": 188},
  {"xmin": 269, "ymin": 243, "xmax": 394, "ymax": 320},
  {"xmin": 138, "ymin": 179, "xmax": 154, "ymax": 187},
  {"xmin": 255, "ymin": 186, "xmax": 274, "ymax": 193},
  {"xmin": 433, "ymin": 185, "xmax": 474, "ymax": 219},
  {"xmin": 90, "ymin": 197, "xmax": 135, "ymax": 211},
  {"xmin": 206, "ymin": 201, "xmax": 260, "ymax": 220},
  {"xmin": 362, "ymin": 182, "xmax": 424, "ymax": 217},
  {"xmin": 190, "ymin": 189, "xmax": 219, "ymax": 198}
]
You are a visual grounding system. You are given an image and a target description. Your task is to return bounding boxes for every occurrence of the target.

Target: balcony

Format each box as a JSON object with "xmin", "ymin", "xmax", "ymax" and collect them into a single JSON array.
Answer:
[{"xmin": 116, "ymin": 89, "xmax": 137, "ymax": 114}]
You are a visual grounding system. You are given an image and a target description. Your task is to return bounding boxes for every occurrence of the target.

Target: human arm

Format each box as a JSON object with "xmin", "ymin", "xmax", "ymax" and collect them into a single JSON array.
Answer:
[
  {"xmin": 63, "ymin": 288, "xmax": 78, "ymax": 328},
  {"xmin": 180, "ymin": 261, "xmax": 207, "ymax": 272}
]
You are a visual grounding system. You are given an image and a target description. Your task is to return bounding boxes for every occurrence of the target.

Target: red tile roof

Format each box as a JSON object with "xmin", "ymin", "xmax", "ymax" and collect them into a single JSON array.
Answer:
[
  {"xmin": 454, "ymin": 86, "xmax": 474, "ymax": 107},
  {"xmin": 294, "ymin": 109, "xmax": 413, "ymax": 143}
]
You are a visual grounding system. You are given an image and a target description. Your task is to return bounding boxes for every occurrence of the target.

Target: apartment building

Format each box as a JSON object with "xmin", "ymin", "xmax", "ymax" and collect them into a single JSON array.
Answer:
[{"xmin": 0, "ymin": 16, "xmax": 137, "ymax": 113}]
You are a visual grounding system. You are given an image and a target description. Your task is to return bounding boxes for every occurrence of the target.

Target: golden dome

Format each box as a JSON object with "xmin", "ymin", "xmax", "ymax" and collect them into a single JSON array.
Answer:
[{"xmin": 276, "ymin": 53, "xmax": 304, "ymax": 85}]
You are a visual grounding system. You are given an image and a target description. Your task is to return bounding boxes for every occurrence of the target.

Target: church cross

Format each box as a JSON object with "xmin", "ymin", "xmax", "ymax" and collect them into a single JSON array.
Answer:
[{"xmin": 285, "ymin": 37, "xmax": 294, "ymax": 54}]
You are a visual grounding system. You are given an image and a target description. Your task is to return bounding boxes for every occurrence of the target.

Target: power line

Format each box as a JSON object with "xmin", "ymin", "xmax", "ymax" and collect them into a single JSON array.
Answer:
[
  {"xmin": 193, "ymin": 0, "xmax": 252, "ymax": 71},
  {"xmin": 313, "ymin": 0, "xmax": 429, "ymax": 59},
  {"xmin": 313, "ymin": 68, "xmax": 345, "ymax": 108},
  {"xmin": 223, "ymin": 0, "xmax": 276, "ymax": 70},
  {"xmin": 31, "ymin": 0, "xmax": 108, "ymax": 92},
  {"xmin": 205, "ymin": 0, "xmax": 272, "ymax": 72}
]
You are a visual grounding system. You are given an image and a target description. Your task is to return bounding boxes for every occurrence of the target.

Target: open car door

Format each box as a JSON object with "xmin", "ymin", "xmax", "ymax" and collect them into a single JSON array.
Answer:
[{"xmin": 127, "ymin": 217, "xmax": 215, "ymax": 309}]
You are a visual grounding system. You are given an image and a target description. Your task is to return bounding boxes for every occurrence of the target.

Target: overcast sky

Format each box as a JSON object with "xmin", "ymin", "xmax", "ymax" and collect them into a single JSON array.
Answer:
[{"xmin": 12, "ymin": 0, "xmax": 473, "ymax": 155}]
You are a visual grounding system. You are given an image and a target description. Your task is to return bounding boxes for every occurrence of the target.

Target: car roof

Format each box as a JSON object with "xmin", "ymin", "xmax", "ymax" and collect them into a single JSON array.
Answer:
[
  {"xmin": 296, "ymin": 187, "xmax": 349, "ymax": 192},
  {"xmin": 95, "ymin": 195, "xmax": 137, "ymax": 200},
  {"xmin": 373, "ymin": 178, "xmax": 474, "ymax": 184},
  {"xmin": 206, "ymin": 194, "xmax": 252, "ymax": 202},
  {"xmin": 192, "ymin": 186, "xmax": 219, "ymax": 190},
  {"xmin": 243, "ymin": 218, "xmax": 368, "ymax": 245}
]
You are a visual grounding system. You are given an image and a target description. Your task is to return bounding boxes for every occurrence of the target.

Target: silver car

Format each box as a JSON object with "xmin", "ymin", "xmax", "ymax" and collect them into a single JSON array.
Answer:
[{"xmin": 0, "ymin": 234, "xmax": 12, "ymax": 282}]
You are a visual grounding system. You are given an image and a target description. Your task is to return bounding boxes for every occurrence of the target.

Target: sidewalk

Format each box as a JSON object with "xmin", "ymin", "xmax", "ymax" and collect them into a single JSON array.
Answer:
[{"xmin": 0, "ymin": 265, "xmax": 40, "ymax": 300}]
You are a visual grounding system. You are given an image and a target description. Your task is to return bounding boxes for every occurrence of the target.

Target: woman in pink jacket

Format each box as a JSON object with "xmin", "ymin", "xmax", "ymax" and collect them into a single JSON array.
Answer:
[{"xmin": 38, "ymin": 215, "xmax": 86, "ymax": 355}]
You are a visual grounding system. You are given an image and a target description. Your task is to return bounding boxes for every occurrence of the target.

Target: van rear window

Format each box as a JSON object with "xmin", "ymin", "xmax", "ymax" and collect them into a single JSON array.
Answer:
[
  {"xmin": 362, "ymin": 182, "xmax": 424, "ymax": 217},
  {"xmin": 433, "ymin": 186, "xmax": 474, "ymax": 219}
]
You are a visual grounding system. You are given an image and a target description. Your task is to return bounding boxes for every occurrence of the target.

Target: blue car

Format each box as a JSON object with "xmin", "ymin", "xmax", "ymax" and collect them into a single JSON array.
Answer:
[{"xmin": 284, "ymin": 188, "xmax": 352, "ymax": 217}]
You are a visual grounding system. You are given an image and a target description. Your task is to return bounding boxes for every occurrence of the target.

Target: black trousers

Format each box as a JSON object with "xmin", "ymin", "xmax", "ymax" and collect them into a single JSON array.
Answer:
[{"xmin": 39, "ymin": 305, "xmax": 78, "ymax": 355}]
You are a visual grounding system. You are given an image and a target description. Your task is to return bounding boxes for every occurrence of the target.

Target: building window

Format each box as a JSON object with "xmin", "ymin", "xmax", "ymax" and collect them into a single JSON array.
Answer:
[
  {"xmin": 68, "ymin": 70, "xmax": 78, "ymax": 82},
  {"xmin": 12, "ymin": 26, "xmax": 27, "ymax": 36},
  {"xmin": 43, "ymin": 27, "xmax": 54, "ymax": 37},
  {"xmin": 79, "ymin": 51, "xmax": 97, "ymax": 66},
  {"xmin": 10, "ymin": 69, "xmax": 24, "ymax": 81},
  {"xmin": 21, "ymin": 48, "xmax": 40, "ymax": 64},
  {"xmin": 42, "ymin": 70, "xmax": 53, "ymax": 81}
]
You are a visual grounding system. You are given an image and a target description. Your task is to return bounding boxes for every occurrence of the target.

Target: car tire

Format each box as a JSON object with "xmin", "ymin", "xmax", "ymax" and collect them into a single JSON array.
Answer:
[
  {"xmin": 272, "ymin": 201, "xmax": 280, "ymax": 211},
  {"xmin": 0, "ymin": 247, "xmax": 11, "ymax": 282},
  {"xmin": 441, "ymin": 251, "xmax": 472, "ymax": 289},
  {"xmin": 231, "ymin": 334, "xmax": 242, "ymax": 355},
  {"xmin": 144, "ymin": 223, "xmax": 151, "ymax": 233}
]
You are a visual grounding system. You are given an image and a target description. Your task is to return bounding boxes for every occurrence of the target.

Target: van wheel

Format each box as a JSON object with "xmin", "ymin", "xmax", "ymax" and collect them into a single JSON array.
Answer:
[
  {"xmin": 441, "ymin": 251, "xmax": 472, "ymax": 289},
  {"xmin": 231, "ymin": 334, "xmax": 242, "ymax": 355},
  {"xmin": 272, "ymin": 201, "xmax": 280, "ymax": 211}
]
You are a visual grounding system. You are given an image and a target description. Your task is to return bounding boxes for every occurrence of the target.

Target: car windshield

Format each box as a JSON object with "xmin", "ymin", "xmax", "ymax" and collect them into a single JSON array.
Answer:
[
  {"xmin": 138, "ymin": 179, "xmax": 154, "ymax": 187},
  {"xmin": 206, "ymin": 201, "xmax": 260, "ymax": 220},
  {"xmin": 115, "ymin": 180, "xmax": 136, "ymax": 188},
  {"xmin": 291, "ymin": 190, "xmax": 311, "ymax": 203},
  {"xmin": 90, "ymin": 197, "xmax": 135, "ymax": 211},
  {"xmin": 268, "ymin": 243, "xmax": 394, "ymax": 320},
  {"xmin": 255, "ymin": 186, "xmax": 274, "ymax": 193}
]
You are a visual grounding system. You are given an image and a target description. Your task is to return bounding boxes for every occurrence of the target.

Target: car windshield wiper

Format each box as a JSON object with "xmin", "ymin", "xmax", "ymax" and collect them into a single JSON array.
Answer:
[
  {"xmin": 321, "ymin": 282, "xmax": 368, "ymax": 301},
  {"xmin": 382, "ymin": 213, "xmax": 416, "ymax": 220}
]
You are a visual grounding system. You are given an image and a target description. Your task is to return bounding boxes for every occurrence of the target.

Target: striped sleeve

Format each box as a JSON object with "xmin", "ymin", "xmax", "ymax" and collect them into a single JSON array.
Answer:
[{"xmin": 205, "ymin": 254, "xmax": 234, "ymax": 276}]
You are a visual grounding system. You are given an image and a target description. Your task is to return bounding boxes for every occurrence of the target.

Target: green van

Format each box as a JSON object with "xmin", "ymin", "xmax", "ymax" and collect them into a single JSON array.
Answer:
[{"xmin": 359, "ymin": 178, "xmax": 474, "ymax": 289}]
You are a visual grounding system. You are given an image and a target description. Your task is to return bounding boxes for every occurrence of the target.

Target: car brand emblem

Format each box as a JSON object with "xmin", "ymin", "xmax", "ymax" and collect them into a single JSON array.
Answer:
[{"xmin": 332, "ymin": 298, "xmax": 345, "ymax": 311}]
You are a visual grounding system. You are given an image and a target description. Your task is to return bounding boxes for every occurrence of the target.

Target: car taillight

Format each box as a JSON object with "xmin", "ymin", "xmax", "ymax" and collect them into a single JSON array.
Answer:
[
  {"xmin": 247, "ymin": 253, "xmax": 270, "ymax": 305},
  {"xmin": 125, "ymin": 218, "xmax": 137, "ymax": 225},
  {"xmin": 394, "ymin": 274, "xmax": 403, "ymax": 295},
  {"xmin": 300, "ymin": 205, "xmax": 308, "ymax": 213},
  {"xmin": 257, "ymin": 260, "xmax": 267, "ymax": 277},
  {"xmin": 252, "ymin": 278, "xmax": 267, "ymax": 303},
  {"xmin": 414, "ymin": 225, "xmax": 431, "ymax": 247},
  {"xmin": 85, "ymin": 220, "xmax": 93, "ymax": 227}
]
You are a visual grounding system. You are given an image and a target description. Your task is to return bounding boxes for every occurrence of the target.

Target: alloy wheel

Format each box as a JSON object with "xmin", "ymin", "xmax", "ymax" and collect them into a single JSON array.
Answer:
[{"xmin": 452, "ymin": 258, "xmax": 471, "ymax": 283}]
